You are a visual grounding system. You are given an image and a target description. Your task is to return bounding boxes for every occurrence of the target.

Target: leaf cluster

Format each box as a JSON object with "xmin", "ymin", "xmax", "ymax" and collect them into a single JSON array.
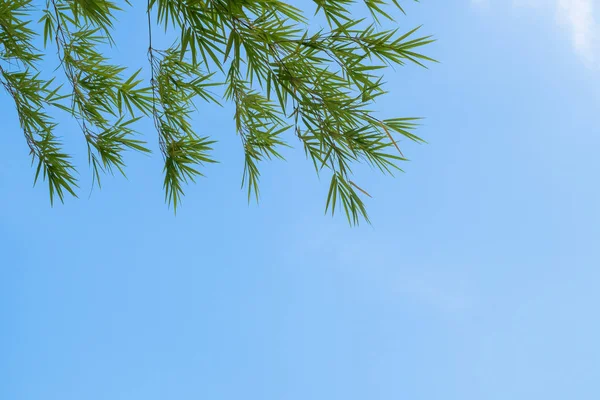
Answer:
[{"xmin": 1, "ymin": 0, "xmax": 434, "ymax": 224}]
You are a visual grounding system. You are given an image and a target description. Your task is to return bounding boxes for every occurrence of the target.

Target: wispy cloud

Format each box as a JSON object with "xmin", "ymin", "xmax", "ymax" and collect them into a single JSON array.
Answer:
[
  {"xmin": 557, "ymin": 0, "xmax": 598, "ymax": 66},
  {"xmin": 473, "ymin": 0, "xmax": 599, "ymax": 67}
]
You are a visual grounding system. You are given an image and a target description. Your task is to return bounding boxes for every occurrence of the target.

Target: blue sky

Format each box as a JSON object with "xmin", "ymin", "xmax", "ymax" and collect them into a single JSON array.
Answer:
[{"xmin": 2, "ymin": 1, "xmax": 599, "ymax": 399}]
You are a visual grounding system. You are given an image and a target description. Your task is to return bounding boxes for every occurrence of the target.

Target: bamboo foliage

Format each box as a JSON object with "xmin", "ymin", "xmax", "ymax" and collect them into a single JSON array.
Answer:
[{"xmin": 1, "ymin": 0, "xmax": 434, "ymax": 224}]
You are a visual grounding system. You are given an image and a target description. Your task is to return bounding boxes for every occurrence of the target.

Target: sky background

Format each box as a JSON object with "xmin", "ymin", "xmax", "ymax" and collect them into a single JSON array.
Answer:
[{"xmin": 2, "ymin": 1, "xmax": 600, "ymax": 399}]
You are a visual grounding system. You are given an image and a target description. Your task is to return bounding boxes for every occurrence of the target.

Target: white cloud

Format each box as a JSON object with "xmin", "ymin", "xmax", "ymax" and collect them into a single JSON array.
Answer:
[
  {"xmin": 557, "ymin": 0, "xmax": 598, "ymax": 66},
  {"xmin": 473, "ymin": 0, "xmax": 599, "ymax": 67}
]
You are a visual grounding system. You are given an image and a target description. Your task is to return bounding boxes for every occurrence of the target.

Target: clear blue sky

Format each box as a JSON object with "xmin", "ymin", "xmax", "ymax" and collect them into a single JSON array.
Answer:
[{"xmin": 2, "ymin": 1, "xmax": 600, "ymax": 399}]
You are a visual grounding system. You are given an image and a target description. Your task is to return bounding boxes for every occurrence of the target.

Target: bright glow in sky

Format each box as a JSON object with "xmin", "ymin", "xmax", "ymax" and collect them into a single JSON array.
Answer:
[
  {"xmin": 477, "ymin": 0, "xmax": 599, "ymax": 66},
  {"xmin": 2, "ymin": 1, "xmax": 599, "ymax": 399}
]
